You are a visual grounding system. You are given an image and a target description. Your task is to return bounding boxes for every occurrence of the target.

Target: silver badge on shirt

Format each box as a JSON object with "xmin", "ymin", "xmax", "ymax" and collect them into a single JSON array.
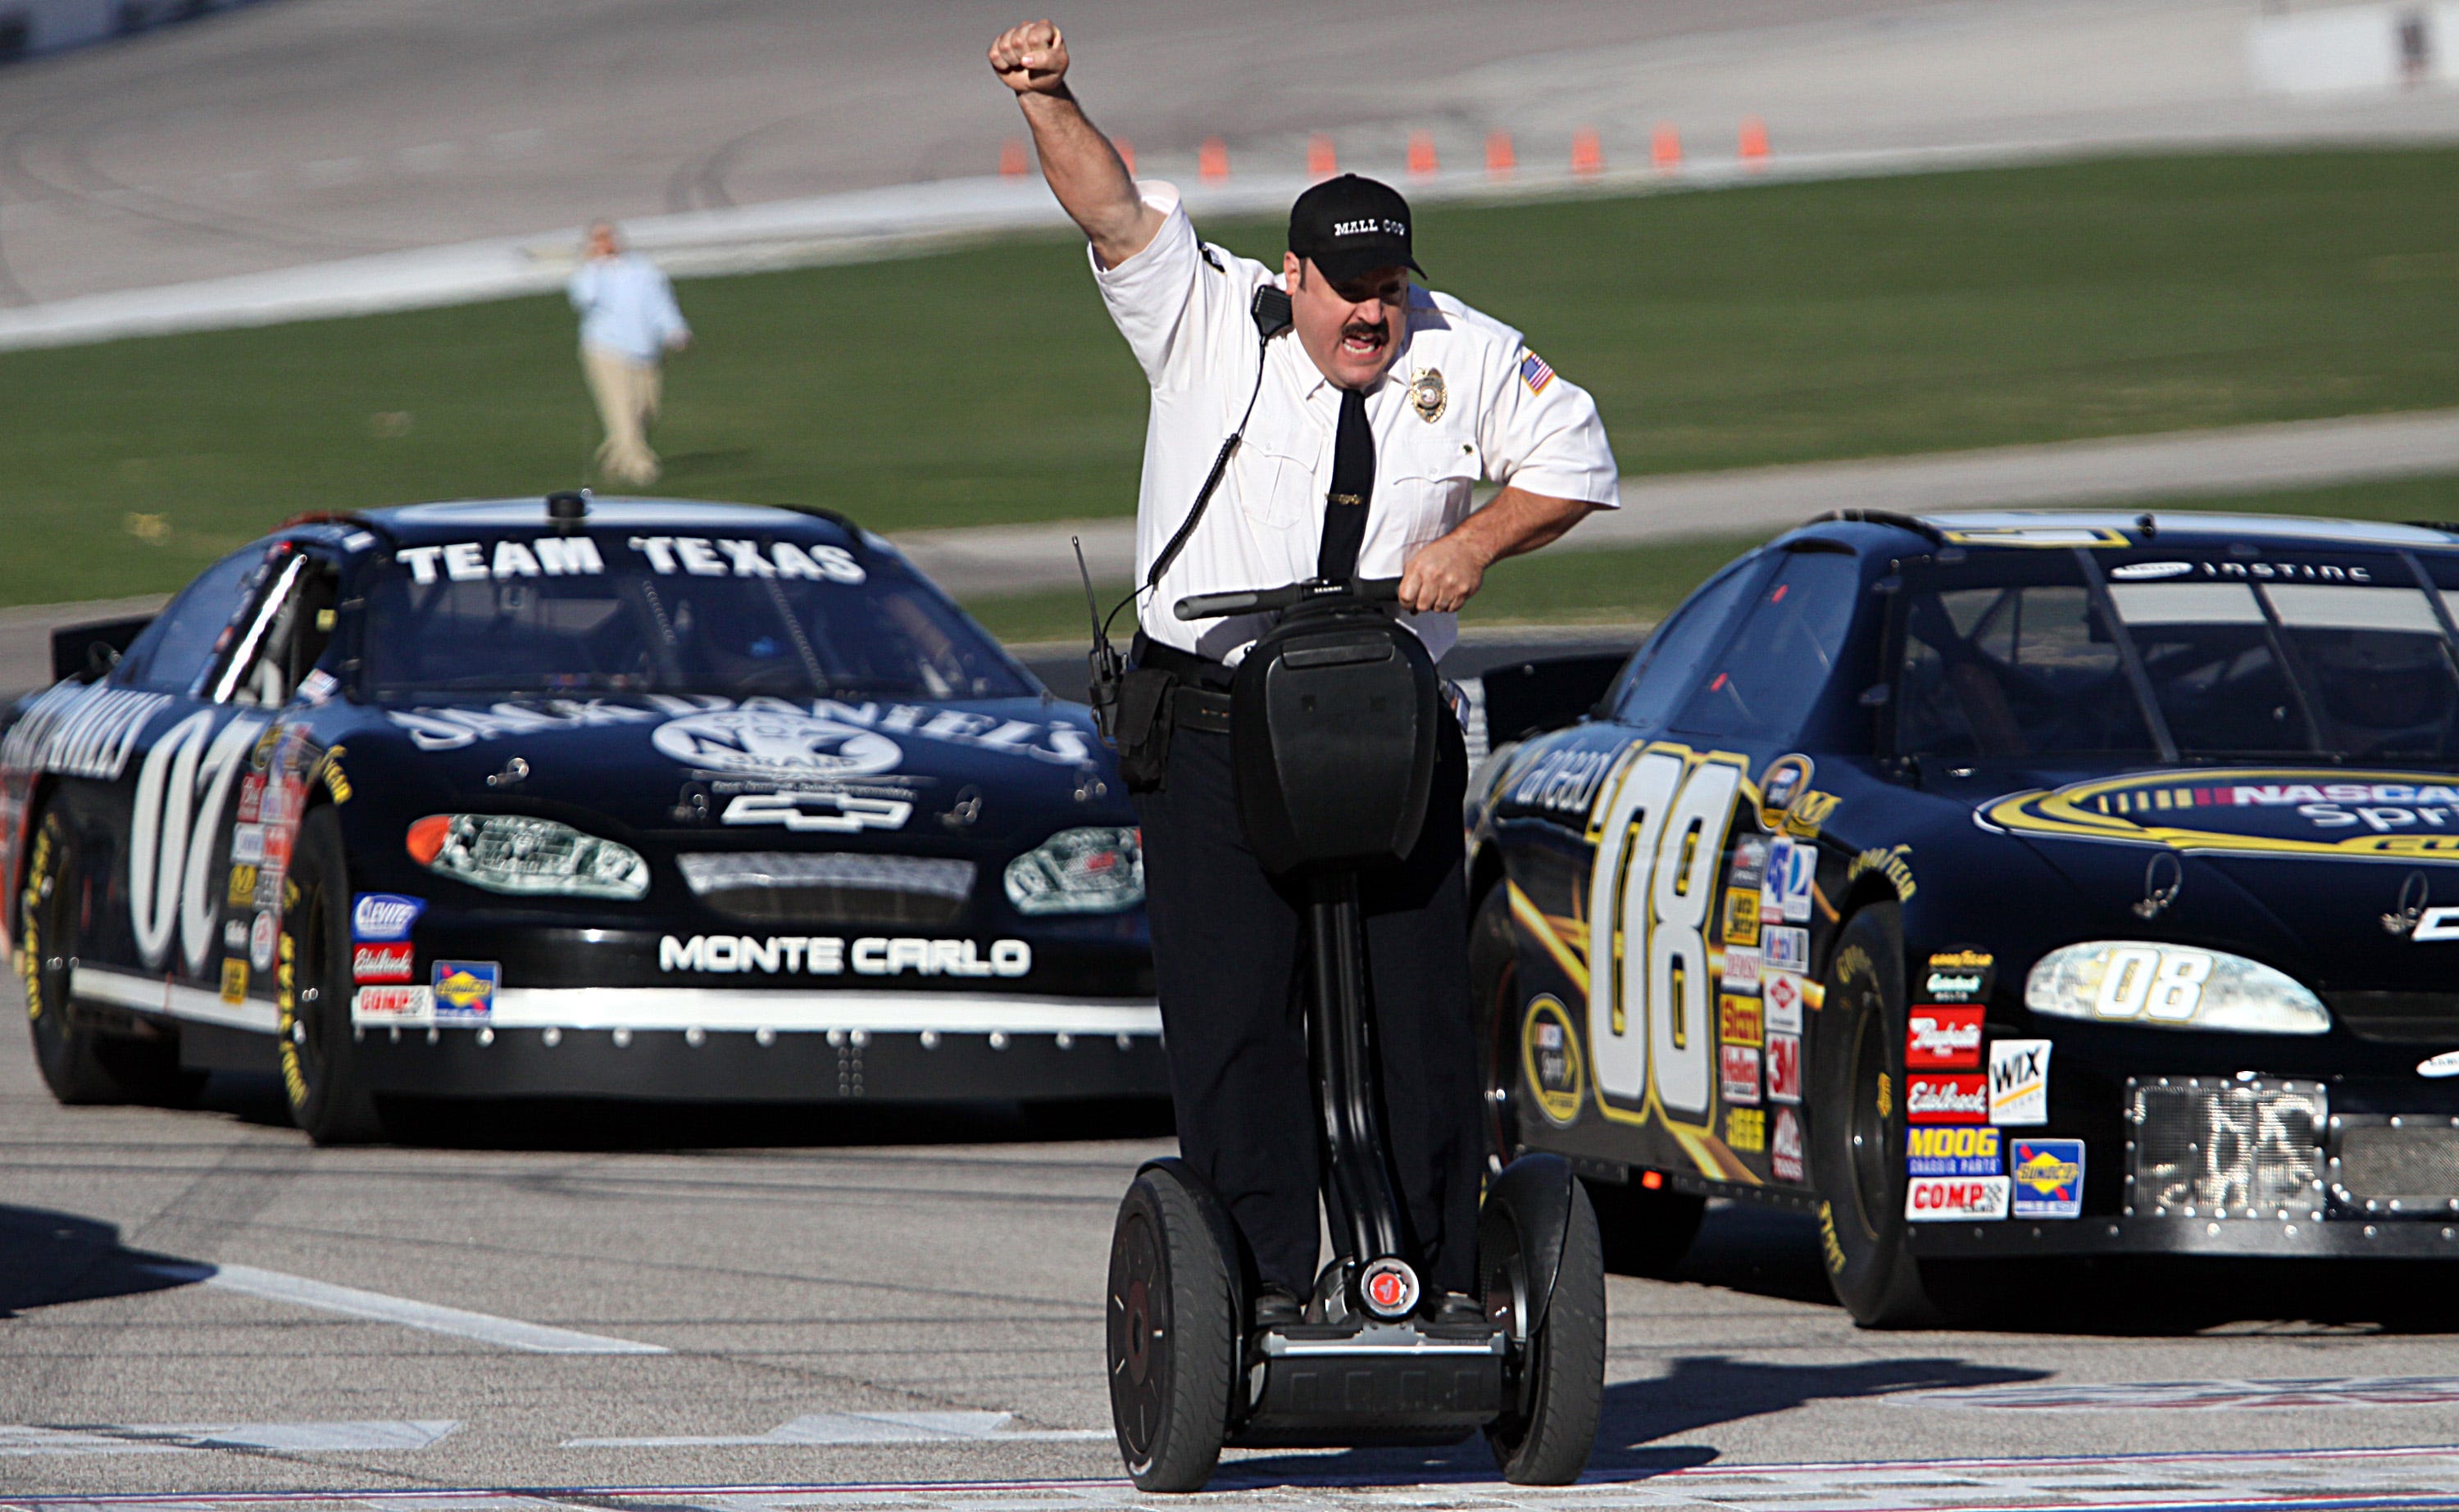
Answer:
[{"xmin": 1408, "ymin": 368, "xmax": 1447, "ymax": 423}]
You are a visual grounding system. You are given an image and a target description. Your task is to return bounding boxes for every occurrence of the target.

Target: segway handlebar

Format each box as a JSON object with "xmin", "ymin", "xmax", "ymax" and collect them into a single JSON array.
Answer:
[{"xmin": 1172, "ymin": 577, "xmax": 1402, "ymax": 622}]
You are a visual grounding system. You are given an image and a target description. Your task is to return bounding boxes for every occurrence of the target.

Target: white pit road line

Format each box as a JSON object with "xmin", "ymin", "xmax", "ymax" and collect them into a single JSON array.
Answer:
[
  {"xmin": 148, "ymin": 1262, "xmax": 667, "ymax": 1355},
  {"xmin": 566, "ymin": 1413, "xmax": 1108, "ymax": 1448}
]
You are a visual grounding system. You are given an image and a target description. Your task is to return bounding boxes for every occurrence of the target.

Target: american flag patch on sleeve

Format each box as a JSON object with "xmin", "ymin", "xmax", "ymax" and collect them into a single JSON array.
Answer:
[{"xmin": 1518, "ymin": 349, "xmax": 1554, "ymax": 394}]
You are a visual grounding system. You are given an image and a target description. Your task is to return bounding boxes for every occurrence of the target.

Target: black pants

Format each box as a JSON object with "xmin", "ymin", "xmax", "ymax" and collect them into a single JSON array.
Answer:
[{"xmin": 1132, "ymin": 701, "xmax": 1483, "ymax": 1300}]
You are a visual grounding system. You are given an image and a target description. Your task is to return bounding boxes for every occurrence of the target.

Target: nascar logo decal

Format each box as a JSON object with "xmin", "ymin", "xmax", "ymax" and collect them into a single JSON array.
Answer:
[{"xmin": 1986, "ymin": 768, "xmax": 2459, "ymax": 858}]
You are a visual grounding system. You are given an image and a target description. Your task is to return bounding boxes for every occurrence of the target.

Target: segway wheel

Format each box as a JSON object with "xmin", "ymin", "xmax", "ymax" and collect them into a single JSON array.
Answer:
[
  {"xmin": 1484, "ymin": 1173, "xmax": 1607, "ymax": 1484},
  {"xmin": 1106, "ymin": 1165, "xmax": 1234, "ymax": 1492}
]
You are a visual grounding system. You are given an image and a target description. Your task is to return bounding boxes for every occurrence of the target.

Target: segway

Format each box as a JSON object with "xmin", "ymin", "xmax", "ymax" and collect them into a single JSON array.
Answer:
[{"xmin": 1105, "ymin": 578, "xmax": 1607, "ymax": 1492}]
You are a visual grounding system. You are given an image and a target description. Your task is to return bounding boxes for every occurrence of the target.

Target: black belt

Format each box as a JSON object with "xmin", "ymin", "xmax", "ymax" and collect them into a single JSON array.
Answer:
[{"xmin": 1135, "ymin": 637, "xmax": 1234, "ymax": 736}]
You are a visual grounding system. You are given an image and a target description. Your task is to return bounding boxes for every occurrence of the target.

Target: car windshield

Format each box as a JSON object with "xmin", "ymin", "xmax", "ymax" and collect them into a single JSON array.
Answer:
[
  {"xmin": 1895, "ymin": 547, "xmax": 2459, "ymax": 763},
  {"xmin": 359, "ymin": 532, "xmax": 1033, "ymax": 701}
]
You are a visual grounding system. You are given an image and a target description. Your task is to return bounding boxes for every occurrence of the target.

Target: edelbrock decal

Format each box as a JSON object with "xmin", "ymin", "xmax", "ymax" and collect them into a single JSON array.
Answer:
[{"xmin": 653, "ymin": 711, "xmax": 903, "ymax": 780}]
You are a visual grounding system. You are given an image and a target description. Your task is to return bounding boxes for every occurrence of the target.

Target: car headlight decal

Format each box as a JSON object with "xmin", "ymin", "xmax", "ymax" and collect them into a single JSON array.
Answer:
[
  {"xmin": 1003, "ymin": 826, "xmax": 1143, "ymax": 915},
  {"xmin": 2026, "ymin": 941, "xmax": 2329, "ymax": 1035},
  {"xmin": 407, "ymin": 813, "xmax": 650, "ymax": 901}
]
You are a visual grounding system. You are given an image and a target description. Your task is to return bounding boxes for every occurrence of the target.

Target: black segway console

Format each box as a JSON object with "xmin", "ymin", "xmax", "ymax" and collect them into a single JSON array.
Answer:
[{"xmin": 1105, "ymin": 579, "xmax": 1607, "ymax": 1492}]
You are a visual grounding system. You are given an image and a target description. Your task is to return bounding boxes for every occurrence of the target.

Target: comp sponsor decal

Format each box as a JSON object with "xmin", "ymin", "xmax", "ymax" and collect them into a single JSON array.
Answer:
[
  {"xmin": 431, "ymin": 960, "xmax": 498, "ymax": 1019},
  {"xmin": 1762, "ymin": 969, "xmax": 1806, "ymax": 1033},
  {"xmin": 1924, "ymin": 948, "xmax": 1994, "ymax": 1004},
  {"xmin": 1520, "ymin": 995, "xmax": 1584, "ymax": 1128},
  {"xmin": 352, "ymin": 942, "xmax": 414, "ymax": 983},
  {"xmin": 1907, "ymin": 1072, "xmax": 1988, "ymax": 1124},
  {"xmin": 1989, "ymin": 1038, "xmax": 2052, "ymax": 1125},
  {"xmin": 1907, "ymin": 1004, "xmax": 1984, "ymax": 1069},
  {"xmin": 1720, "ymin": 1043, "xmax": 1761, "ymax": 1106},
  {"xmin": 352, "ymin": 985, "xmax": 434, "ymax": 1025},
  {"xmin": 1907, "ymin": 1125, "xmax": 2002, "ymax": 1178},
  {"xmin": 1770, "ymin": 1107, "xmax": 1805, "ymax": 1183},
  {"xmin": 351, "ymin": 893, "xmax": 426, "ymax": 942},
  {"xmin": 1765, "ymin": 1032, "xmax": 1801, "ymax": 1103},
  {"xmin": 1907, "ymin": 1175, "xmax": 2011, "ymax": 1222},
  {"xmin": 2010, "ymin": 1137, "xmax": 2085, "ymax": 1219},
  {"xmin": 657, "ymin": 934, "xmax": 1032, "ymax": 978},
  {"xmin": 1984, "ymin": 769, "xmax": 2459, "ymax": 858}
]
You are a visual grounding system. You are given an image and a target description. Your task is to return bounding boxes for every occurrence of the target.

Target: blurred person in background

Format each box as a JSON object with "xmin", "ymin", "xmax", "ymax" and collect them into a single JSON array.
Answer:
[{"xmin": 569, "ymin": 220, "xmax": 690, "ymax": 488}]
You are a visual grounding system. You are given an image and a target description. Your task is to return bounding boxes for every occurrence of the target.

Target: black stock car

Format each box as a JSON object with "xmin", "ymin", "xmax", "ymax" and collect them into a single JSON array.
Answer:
[
  {"xmin": 5, "ymin": 497, "xmax": 1160, "ymax": 1142},
  {"xmin": 1466, "ymin": 509, "xmax": 2459, "ymax": 1324}
]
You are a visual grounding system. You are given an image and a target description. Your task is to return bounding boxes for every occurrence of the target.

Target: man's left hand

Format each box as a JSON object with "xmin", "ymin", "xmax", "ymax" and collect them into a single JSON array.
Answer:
[{"xmin": 1398, "ymin": 534, "xmax": 1489, "ymax": 614}]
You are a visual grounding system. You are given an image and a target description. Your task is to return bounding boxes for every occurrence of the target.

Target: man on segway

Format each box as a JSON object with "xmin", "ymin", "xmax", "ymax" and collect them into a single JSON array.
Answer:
[{"xmin": 988, "ymin": 19, "xmax": 1622, "ymax": 1487}]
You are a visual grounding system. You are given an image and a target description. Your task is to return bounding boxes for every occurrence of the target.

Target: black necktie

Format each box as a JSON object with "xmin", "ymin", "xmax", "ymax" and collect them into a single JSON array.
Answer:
[{"xmin": 1316, "ymin": 387, "xmax": 1374, "ymax": 583}]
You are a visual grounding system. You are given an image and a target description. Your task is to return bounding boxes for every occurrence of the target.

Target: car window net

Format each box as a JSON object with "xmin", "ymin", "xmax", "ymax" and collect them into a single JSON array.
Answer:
[{"xmin": 361, "ymin": 540, "xmax": 1030, "ymax": 701}]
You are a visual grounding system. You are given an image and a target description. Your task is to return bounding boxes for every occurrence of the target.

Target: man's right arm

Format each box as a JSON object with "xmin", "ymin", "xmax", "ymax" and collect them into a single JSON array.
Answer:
[{"xmin": 988, "ymin": 20, "xmax": 1162, "ymax": 268}]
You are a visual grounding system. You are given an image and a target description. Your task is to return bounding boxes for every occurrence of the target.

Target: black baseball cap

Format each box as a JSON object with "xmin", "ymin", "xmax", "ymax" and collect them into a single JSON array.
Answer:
[{"xmin": 1288, "ymin": 174, "xmax": 1424, "ymax": 285}]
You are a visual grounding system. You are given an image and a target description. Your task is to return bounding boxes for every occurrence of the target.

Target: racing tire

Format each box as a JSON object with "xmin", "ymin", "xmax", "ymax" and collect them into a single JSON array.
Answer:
[
  {"xmin": 1582, "ymin": 1175, "xmax": 1705, "ymax": 1278},
  {"xmin": 1807, "ymin": 902, "xmax": 1943, "ymax": 1328},
  {"xmin": 278, "ymin": 806, "xmax": 386, "ymax": 1146},
  {"xmin": 1467, "ymin": 883, "xmax": 1525, "ymax": 1175},
  {"xmin": 1482, "ymin": 1163, "xmax": 1606, "ymax": 1485},
  {"xmin": 1105, "ymin": 1164, "xmax": 1234, "ymax": 1492},
  {"xmin": 20, "ymin": 805, "xmax": 198, "ymax": 1106}
]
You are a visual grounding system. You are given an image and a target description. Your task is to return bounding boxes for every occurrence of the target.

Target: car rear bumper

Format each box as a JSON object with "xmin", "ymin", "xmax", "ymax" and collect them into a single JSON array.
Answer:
[{"xmin": 1910, "ymin": 1212, "xmax": 2459, "ymax": 1260}]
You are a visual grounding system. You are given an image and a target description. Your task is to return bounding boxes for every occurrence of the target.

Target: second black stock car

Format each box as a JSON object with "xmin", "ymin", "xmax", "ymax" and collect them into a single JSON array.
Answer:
[
  {"xmin": 1467, "ymin": 509, "xmax": 2459, "ymax": 1324},
  {"xmin": 6, "ymin": 496, "xmax": 1160, "ymax": 1142}
]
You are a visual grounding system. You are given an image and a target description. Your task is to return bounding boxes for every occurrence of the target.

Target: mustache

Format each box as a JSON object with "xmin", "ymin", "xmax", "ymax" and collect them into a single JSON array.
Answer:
[{"xmin": 1339, "ymin": 318, "xmax": 1389, "ymax": 341}]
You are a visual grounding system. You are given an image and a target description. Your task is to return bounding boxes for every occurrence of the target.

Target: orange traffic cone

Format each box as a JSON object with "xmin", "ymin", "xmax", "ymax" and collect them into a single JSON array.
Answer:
[
  {"xmin": 999, "ymin": 138, "xmax": 1029, "ymax": 177},
  {"xmin": 1485, "ymin": 131, "xmax": 1516, "ymax": 179},
  {"xmin": 1307, "ymin": 133, "xmax": 1337, "ymax": 179},
  {"xmin": 1570, "ymin": 127, "xmax": 1603, "ymax": 176},
  {"xmin": 1652, "ymin": 123, "xmax": 1682, "ymax": 173},
  {"xmin": 1739, "ymin": 116, "xmax": 1769, "ymax": 168},
  {"xmin": 1199, "ymin": 136, "xmax": 1229, "ymax": 182},
  {"xmin": 1113, "ymin": 135, "xmax": 1136, "ymax": 175},
  {"xmin": 1407, "ymin": 130, "xmax": 1438, "ymax": 178}
]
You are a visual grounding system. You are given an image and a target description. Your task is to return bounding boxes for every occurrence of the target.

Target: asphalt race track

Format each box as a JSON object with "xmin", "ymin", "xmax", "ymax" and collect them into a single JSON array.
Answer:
[{"xmin": 16, "ymin": 986, "xmax": 2459, "ymax": 1511}]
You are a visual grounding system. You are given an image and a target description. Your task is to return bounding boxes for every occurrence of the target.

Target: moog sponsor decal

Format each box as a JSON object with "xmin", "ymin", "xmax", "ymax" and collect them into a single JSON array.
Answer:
[{"xmin": 1908, "ymin": 1125, "xmax": 2002, "ymax": 1178}]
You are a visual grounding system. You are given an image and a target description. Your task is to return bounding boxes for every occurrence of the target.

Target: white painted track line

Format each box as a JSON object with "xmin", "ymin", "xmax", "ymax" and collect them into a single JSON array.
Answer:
[
  {"xmin": 566, "ymin": 1413, "xmax": 1110, "ymax": 1448},
  {"xmin": 149, "ymin": 1262, "xmax": 667, "ymax": 1355}
]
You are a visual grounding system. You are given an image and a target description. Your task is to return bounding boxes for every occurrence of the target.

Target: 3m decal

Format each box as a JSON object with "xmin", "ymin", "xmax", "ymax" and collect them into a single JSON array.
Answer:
[
  {"xmin": 1725, "ymin": 1105, "xmax": 1765, "ymax": 1153},
  {"xmin": 1907, "ymin": 1125, "xmax": 2002, "ymax": 1177},
  {"xmin": 1720, "ymin": 944, "xmax": 1763, "ymax": 992},
  {"xmin": 1521, "ymin": 995, "xmax": 1584, "ymax": 1128},
  {"xmin": 1907, "ymin": 1072, "xmax": 1987, "ymax": 1124},
  {"xmin": 351, "ymin": 893, "xmax": 426, "ymax": 942},
  {"xmin": 352, "ymin": 942, "xmax": 414, "ymax": 983},
  {"xmin": 1766, "ymin": 1032, "xmax": 1801, "ymax": 1103},
  {"xmin": 628, "ymin": 535, "xmax": 865, "ymax": 583},
  {"xmin": 1720, "ymin": 886, "xmax": 1761, "ymax": 947},
  {"xmin": 1989, "ymin": 1038, "xmax": 2052, "ymax": 1125},
  {"xmin": 1764, "ymin": 836, "xmax": 1816, "ymax": 923},
  {"xmin": 1763, "ymin": 924, "xmax": 1810, "ymax": 974},
  {"xmin": 1718, "ymin": 995, "xmax": 1762, "ymax": 1047},
  {"xmin": 2010, "ymin": 1137, "xmax": 2085, "ymax": 1219},
  {"xmin": 129, "ymin": 711, "xmax": 269, "ymax": 974},
  {"xmin": 352, "ymin": 985, "xmax": 434, "ymax": 1025},
  {"xmin": 1720, "ymin": 1043, "xmax": 1761, "ymax": 1106},
  {"xmin": 395, "ymin": 538, "xmax": 606, "ymax": 583},
  {"xmin": 1770, "ymin": 1107, "xmax": 1805, "ymax": 1183},
  {"xmin": 1762, "ymin": 969, "xmax": 1806, "ymax": 1033},
  {"xmin": 431, "ymin": 960, "xmax": 498, "ymax": 1018},
  {"xmin": 720, "ymin": 790, "xmax": 913, "ymax": 833},
  {"xmin": 1585, "ymin": 746, "xmax": 1744, "ymax": 1122},
  {"xmin": 1907, "ymin": 1004, "xmax": 1984, "ymax": 1069},
  {"xmin": 1925, "ymin": 948, "xmax": 1994, "ymax": 1003},
  {"xmin": 657, "ymin": 934, "xmax": 1032, "ymax": 978},
  {"xmin": 1907, "ymin": 1175, "xmax": 2011, "ymax": 1221},
  {"xmin": 0, "ymin": 683, "xmax": 171, "ymax": 780}
]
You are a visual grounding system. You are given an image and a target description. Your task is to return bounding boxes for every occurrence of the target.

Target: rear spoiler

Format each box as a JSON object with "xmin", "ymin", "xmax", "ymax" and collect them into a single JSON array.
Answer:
[{"xmin": 1476, "ymin": 652, "xmax": 1628, "ymax": 747}]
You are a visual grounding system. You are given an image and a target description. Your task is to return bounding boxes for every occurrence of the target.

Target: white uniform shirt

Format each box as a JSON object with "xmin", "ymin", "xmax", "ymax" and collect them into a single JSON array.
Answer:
[
  {"xmin": 1094, "ymin": 183, "xmax": 1620, "ymax": 662},
  {"xmin": 569, "ymin": 253, "xmax": 690, "ymax": 365}
]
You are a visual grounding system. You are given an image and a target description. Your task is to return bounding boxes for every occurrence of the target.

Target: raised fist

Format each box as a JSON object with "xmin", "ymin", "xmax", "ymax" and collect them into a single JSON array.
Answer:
[{"xmin": 989, "ymin": 19, "xmax": 1070, "ymax": 95}]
